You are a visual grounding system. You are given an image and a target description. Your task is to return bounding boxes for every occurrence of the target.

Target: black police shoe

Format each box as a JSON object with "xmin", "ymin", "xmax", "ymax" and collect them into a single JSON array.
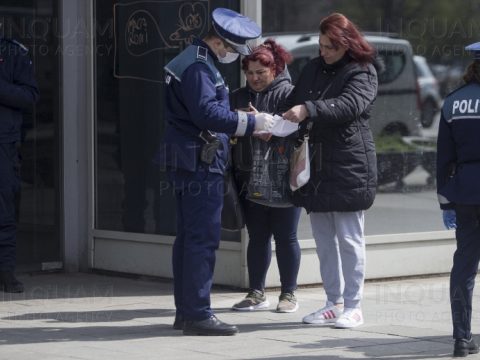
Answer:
[
  {"xmin": 183, "ymin": 315, "xmax": 239, "ymax": 336},
  {"xmin": 0, "ymin": 271, "xmax": 24, "ymax": 293},
  {"xmin": 454, "ymin": 337, "xmax": 479, "ymax": 357},
  {"xmin": 173, "ymin": 313, "xmax": 184, "ymax": 330}
]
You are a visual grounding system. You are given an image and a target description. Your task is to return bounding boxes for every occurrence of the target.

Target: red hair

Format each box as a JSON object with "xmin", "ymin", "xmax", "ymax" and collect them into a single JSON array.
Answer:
[
  {"xmin": 241, "ymin": 39, "xmax": 293, "ymax": 77},
  {"xmin": 319, "ymin": 13, "xmax": 375, "ymax": 63}
]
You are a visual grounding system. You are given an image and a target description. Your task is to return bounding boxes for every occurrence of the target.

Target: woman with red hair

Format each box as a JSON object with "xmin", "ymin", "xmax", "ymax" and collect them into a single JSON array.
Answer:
[
  {"xmin": 282, "ymin": 13, "xmax": 379, "ymax": 328},
  {"xmin": 230, "ymin": 39, "xmax": 302, "ymax": 313}
]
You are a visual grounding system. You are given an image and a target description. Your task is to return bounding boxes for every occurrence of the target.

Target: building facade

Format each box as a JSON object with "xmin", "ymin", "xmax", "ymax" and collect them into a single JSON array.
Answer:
[{"xmin": 6, "ymin": 0, "xmax": 455, "ymax": 287}]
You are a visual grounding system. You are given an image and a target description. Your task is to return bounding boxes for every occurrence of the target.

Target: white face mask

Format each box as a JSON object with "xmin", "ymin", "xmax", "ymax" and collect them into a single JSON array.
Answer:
[{"xmin": 218, "ymin": 51, "xmax": 239, "ymax": 64}]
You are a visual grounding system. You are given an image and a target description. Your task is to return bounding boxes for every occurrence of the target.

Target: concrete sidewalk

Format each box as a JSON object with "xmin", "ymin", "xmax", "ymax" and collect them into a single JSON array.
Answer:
[{"xmin": 0, "ymin": 272, "xmax": 470, "ymax": 359}]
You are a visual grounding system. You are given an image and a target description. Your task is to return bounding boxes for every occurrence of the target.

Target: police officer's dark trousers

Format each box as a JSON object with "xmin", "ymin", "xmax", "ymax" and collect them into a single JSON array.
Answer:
[
  {"xmin": 0, "ymin": 143, "xmax": 20, "ymax": 271},
  {"xmin": 450, "ymin": 204, "xmax": 480, "ymax": 339},
  {"xmin": 169, "ymin": 168, "xmax": 224, "ymax": 321}
]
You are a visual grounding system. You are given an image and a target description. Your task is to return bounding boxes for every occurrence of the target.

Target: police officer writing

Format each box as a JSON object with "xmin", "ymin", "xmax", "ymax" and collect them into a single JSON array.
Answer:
[
  {"xmin": 157, "ymin": 8, "xmax": 274, "ymax": 336},
  {"xmin": 437, "ymin": 42, "xmax": 480, "ymax": 357},
  {"xmin": 0, "ymin": 37, "xmax": 39, "ymax": 293}
]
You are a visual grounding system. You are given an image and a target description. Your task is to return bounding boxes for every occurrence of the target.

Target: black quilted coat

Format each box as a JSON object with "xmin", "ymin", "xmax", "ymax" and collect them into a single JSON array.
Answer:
[{"xmin": 280, "ymin": 54, "xmax": 378, "ymax": 213}]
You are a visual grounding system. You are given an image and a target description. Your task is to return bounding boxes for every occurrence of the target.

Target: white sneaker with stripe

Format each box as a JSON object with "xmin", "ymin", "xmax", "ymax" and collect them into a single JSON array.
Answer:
[
  {"xmin": 335, "ymin": 307, "xmax": 364, "ymax": 328},
  {"xmin": 302, "ymin": 301, "xmax": 343, "ymax": 324}
]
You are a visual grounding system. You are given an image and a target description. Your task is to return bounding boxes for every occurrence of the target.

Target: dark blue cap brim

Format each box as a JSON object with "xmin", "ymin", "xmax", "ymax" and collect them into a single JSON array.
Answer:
[
  {"xmin": 228, "ymin": 41, "xmax": 252, "ymax": 56},
  {"xmin": 212, "ymin": 22, "xmax": 252, "ymax": 55},
  {"xmin": 465, "ymin": 42, "xmax": 480, "ymax": 60},
  {"xmin": 211, "ymin": 8, "xmax": 260, "ymax": 55}
]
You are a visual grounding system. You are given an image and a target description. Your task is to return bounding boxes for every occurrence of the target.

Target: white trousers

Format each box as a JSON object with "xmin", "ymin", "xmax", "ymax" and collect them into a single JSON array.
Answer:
[{"xmin": 309, "ymin": 211, "xmax": 365, "ymax": 309}]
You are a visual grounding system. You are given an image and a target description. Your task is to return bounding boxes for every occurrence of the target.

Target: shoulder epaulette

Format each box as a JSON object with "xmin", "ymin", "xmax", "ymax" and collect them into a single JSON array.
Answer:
[{"xmin": 196, "ymin": 46, "xmax": 208, "ymax": 62}]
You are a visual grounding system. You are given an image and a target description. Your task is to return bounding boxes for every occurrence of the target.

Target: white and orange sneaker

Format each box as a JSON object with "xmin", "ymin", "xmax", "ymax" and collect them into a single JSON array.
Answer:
[
  {"xmin": 302, "ymin": 301, "xmax": 343, "ymax": 324},
  {"xmin": 335, "ymin": 307, "xmax": 364, "ymax": 328}
]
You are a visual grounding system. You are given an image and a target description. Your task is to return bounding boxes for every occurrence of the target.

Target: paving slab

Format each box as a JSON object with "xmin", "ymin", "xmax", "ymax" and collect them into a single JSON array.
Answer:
[{"xmin": 0, "ymin": 273, "xmax": 470, "ymax": 360}]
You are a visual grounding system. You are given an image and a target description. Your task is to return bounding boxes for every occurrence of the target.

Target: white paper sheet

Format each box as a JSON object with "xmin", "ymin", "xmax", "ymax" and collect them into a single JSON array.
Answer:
[{"xmin": 255, "ymin": 115, "xmax": 298, "ymax": 137}]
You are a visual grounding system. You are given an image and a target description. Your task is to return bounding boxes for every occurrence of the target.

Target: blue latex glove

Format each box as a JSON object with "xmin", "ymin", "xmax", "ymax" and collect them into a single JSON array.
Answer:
[{"xmin": 442, "ymin": 209, "xmax": 457, "ymax": 230}]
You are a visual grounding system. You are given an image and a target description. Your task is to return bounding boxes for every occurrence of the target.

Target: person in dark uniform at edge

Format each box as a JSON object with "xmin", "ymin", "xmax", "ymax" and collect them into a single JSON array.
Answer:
[
  {"xmin": 0, "ymin": 36, "xmax": 39, "ymax": 293},
  {"xmin": 437, "ymin": 42, "xmax": 480, "ymax": 357},
  {"xmin": 156, "ymin": 8, "xmax": 275, "ymax": 336}
]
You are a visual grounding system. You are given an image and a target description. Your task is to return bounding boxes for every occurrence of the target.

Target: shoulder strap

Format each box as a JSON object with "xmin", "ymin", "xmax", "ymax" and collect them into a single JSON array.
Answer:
[
  {"xmin": 164, "ymin": 45, "xmax": 224, "ymax": 87},
  {"xmin": 300, "ymin": 81, "xmax": 333, "ymax": 139},
  {"xmin": 1, "ymin": 38, "xmax": 29, "ymax": 54}
]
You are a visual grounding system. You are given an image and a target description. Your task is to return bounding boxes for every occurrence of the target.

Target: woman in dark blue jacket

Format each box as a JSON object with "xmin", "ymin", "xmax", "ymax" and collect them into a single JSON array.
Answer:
[{"xmin": 230, "ymin": 40, "xmax": 302, "ymax": 313}]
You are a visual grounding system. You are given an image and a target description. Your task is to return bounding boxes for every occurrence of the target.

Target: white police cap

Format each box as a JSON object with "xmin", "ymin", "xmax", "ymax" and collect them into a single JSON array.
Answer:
[
  {"xmin": 465, "ymin": 42, "xmax": 480, "ymax": 60},
  {"xmin": 212, "ymin": 8, "xmax": 261, "ymax": 55}
]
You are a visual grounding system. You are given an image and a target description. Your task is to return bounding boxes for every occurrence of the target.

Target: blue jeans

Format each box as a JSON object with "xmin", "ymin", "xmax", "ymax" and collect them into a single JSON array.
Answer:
[{"xmin": 243, "ymin": 200, "xmax": 301, "ymax": 293}]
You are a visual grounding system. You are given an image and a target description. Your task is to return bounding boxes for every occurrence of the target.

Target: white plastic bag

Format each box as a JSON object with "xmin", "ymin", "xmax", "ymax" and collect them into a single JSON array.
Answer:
[{"xmin": 289, "ymin": 136, "xmax": 310, "ymax": 191}]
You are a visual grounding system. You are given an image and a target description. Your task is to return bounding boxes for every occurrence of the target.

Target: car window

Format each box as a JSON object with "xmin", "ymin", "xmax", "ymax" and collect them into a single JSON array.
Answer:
[
  {"xmin": 377, "ymin": 50, "xmax": 406, "ymax": 84},
  {"xmin": 289, "ymin": 48, "xmax": 407, "ymax": 86}
]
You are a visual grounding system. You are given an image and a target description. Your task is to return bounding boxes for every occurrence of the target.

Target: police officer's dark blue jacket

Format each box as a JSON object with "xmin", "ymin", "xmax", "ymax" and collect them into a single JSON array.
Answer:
[
  {"xmin": 156, "ymin": 38, "xmax": 256, "ymax": 175},
  {"xmin": 0, "ymin": 38, "xmax": 39, "ymax": 143},
  {"xmin": 437, "ymin": 81, "xmax": 480, "ymax": 209}
]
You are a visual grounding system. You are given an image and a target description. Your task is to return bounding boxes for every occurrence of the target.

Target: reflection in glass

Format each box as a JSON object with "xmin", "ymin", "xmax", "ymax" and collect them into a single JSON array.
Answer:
[
  {"xmin": 296, "ymin": 126, "xmax": 441, "ymax": 237},
  {"xmin": 95, "ymin": 0, "xmax": 240, "ymax": 239},
  {"xmin": 263, "ymin": 34, "xmax": 443, "ymax": 237},
  {"xmin": 0, "ymin": 0, "xmax": 61, "ymax": 266}
]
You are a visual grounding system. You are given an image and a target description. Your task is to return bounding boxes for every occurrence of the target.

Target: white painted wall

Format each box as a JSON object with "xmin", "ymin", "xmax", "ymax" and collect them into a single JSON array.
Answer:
[{"xmin": 93, "ymin": 231, "xmax": 456, "ymax": 288}]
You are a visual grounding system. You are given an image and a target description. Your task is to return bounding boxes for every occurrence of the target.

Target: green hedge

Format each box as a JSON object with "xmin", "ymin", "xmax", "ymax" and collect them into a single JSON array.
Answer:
[{"xmin": 374, "ymin": 135, "xmax": 417, "ymax": 153}]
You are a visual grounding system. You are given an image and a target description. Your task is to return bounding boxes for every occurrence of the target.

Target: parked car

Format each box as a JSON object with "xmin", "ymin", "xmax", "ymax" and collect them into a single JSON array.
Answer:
[
  {"xmin": 262, "ymin": 33, "xmax": 424, "ymax": 185},
  {"xmin": 413, "ymin": 55, "xmax": 442, "ymax": 128},
  {"xmin": 430, "ymin": 63, "xmax": 465, "ymax": 97}
]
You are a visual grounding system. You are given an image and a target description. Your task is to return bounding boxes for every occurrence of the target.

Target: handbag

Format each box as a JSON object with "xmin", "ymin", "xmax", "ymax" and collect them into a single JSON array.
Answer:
[
  {"xmin": 289, "ymin": 135, "xmax": 310, "ymax": 191},
  {"xmin": 246, "ymin": 138, "xmax": 291, "ymax": 205}
]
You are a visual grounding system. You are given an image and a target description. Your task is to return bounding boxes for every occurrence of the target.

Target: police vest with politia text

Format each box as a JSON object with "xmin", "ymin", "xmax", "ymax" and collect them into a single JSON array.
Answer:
[
  {"xmin": 437, "ymin": 81, "xmax": 480, "ymax": 207},
  {"xmin": 442, "ymin": 82, "xmax": 480, "ymax": 123}
]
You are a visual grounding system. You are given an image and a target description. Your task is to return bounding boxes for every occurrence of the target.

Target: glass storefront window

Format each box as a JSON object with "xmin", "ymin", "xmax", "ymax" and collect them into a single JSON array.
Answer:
[
  {"xmin": 0, "ymin": 0, "xmax": 61, "ymax": 267},
  {"xmin": 272, "ymin": 36, "xmax": 443, "ymax": 238},
  {"xmin": 261, "ymin": 2, "xmax": 451, "ymax": 238},
  {"xmin": 95, "ymin": 1, "xmax": 450, "ymax": 241},
  {"xmin": 94, "ymin": 0, "xmax": 240, "ymax": 237}
]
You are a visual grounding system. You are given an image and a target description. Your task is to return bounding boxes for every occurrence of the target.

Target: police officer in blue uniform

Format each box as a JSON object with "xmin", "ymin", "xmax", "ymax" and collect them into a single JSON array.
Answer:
[
  {"xmin": 437, "ymin": 42, "xmax": 480, "ymax": 357},
  {"xmin": 0, "ymin": 37, "xmax": 39, "ymax": 293},
  {"xmin": 157, "ymin": 8, "xmax": 274, "ymax": 335}
]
